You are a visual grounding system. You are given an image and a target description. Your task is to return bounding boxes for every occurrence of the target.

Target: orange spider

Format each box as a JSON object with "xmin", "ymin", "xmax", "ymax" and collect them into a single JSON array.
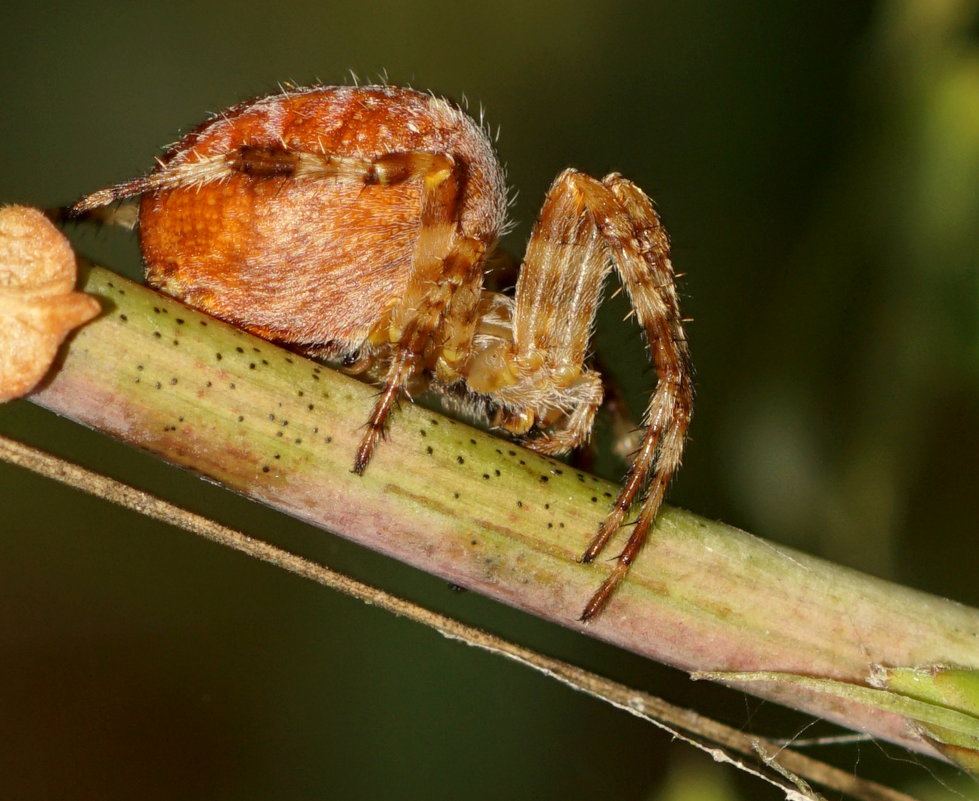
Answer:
[{"xmin": 72, "ymin": 84, "xmax": 693, "ymax": 620}]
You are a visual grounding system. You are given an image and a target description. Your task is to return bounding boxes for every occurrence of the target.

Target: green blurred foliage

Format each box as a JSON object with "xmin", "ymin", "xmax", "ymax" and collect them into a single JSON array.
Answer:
[{"xmin": 1, "ymin": 0, "xmax": 978, "ymax": 798}]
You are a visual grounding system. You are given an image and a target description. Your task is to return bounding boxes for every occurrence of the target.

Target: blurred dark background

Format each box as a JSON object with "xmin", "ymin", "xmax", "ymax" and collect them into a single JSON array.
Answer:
[{"xmin": 2, "ymin": 1, "xmax": 978, "ymax": 798}]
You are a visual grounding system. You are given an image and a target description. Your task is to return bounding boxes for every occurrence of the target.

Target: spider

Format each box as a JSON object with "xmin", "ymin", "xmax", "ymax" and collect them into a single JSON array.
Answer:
[{"xmin": 72, "ymin": 84, "xmax": 693, "ymax": 621}]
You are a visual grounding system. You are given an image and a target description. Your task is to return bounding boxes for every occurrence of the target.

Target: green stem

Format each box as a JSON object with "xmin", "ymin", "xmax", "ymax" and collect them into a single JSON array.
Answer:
[{"xmin": 25, "ymin": 263, "xmax": 979, "ymax": 759}]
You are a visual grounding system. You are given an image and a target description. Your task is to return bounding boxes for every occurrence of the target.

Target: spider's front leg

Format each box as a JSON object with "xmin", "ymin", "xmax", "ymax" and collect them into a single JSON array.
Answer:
[{"xmin": 510, "ymin": 169, "xmax": 693, "ymax": 620}]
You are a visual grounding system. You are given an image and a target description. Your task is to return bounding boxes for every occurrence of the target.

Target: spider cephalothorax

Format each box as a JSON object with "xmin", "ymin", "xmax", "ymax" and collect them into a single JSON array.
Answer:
[{"xmin": 73, "ymin": 84, "xmax": 693, "ymax": 620}]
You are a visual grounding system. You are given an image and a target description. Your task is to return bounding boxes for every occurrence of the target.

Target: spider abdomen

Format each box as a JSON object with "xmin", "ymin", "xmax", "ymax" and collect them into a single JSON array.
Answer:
[{"xmin": 137, "ymin": 85, "xmax": 508, "ymax": 347}]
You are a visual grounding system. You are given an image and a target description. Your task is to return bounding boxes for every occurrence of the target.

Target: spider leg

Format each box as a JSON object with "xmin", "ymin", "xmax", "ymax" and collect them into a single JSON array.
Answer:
[
  {"xmin": 354, "ymin": 153, "xmax": 488, "ymax": 473},
  {"xmin": 480, "ymin": 169, "xmax": 612, "ymax": 451},
  {"xmin": 511, "ymin": 170, "xmax": 612, "ymax": 379},
  {"xmin": 507, "ymin": 168, "xmax": 691, "ymax": 619},
  {"xmin": 72, "ymin": 154, "xmax": 238, "ymax": 212},
  {"xmin": 72, "ymin": 146, "xmax": 445, "ymax": 212},
  {"xmin": 560, "ymin": 359, "xmax": 643, "ymax": 474},
  {"xmin": 520, "ymin": 371, "xmax": 604, "ymax": 455},
  {"xmin": 529, "ymin": 356, "xmax": 642, "ymax": 461},
  {"xmin": 577, "ymin": 173, "xmax": 693, "ymax": 620}
]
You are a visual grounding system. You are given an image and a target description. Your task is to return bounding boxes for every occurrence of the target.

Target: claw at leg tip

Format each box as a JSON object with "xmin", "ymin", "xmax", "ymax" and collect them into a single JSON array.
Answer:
[{"xmin": 578, "ymin": 605, "xmax": 597, "ymax": 623}]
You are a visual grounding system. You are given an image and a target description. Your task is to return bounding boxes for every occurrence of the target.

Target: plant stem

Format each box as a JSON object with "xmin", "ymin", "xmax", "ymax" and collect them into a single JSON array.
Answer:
[{"xmin": 25, "ymin": 263, "xmax": 979, "ymax": 759}]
